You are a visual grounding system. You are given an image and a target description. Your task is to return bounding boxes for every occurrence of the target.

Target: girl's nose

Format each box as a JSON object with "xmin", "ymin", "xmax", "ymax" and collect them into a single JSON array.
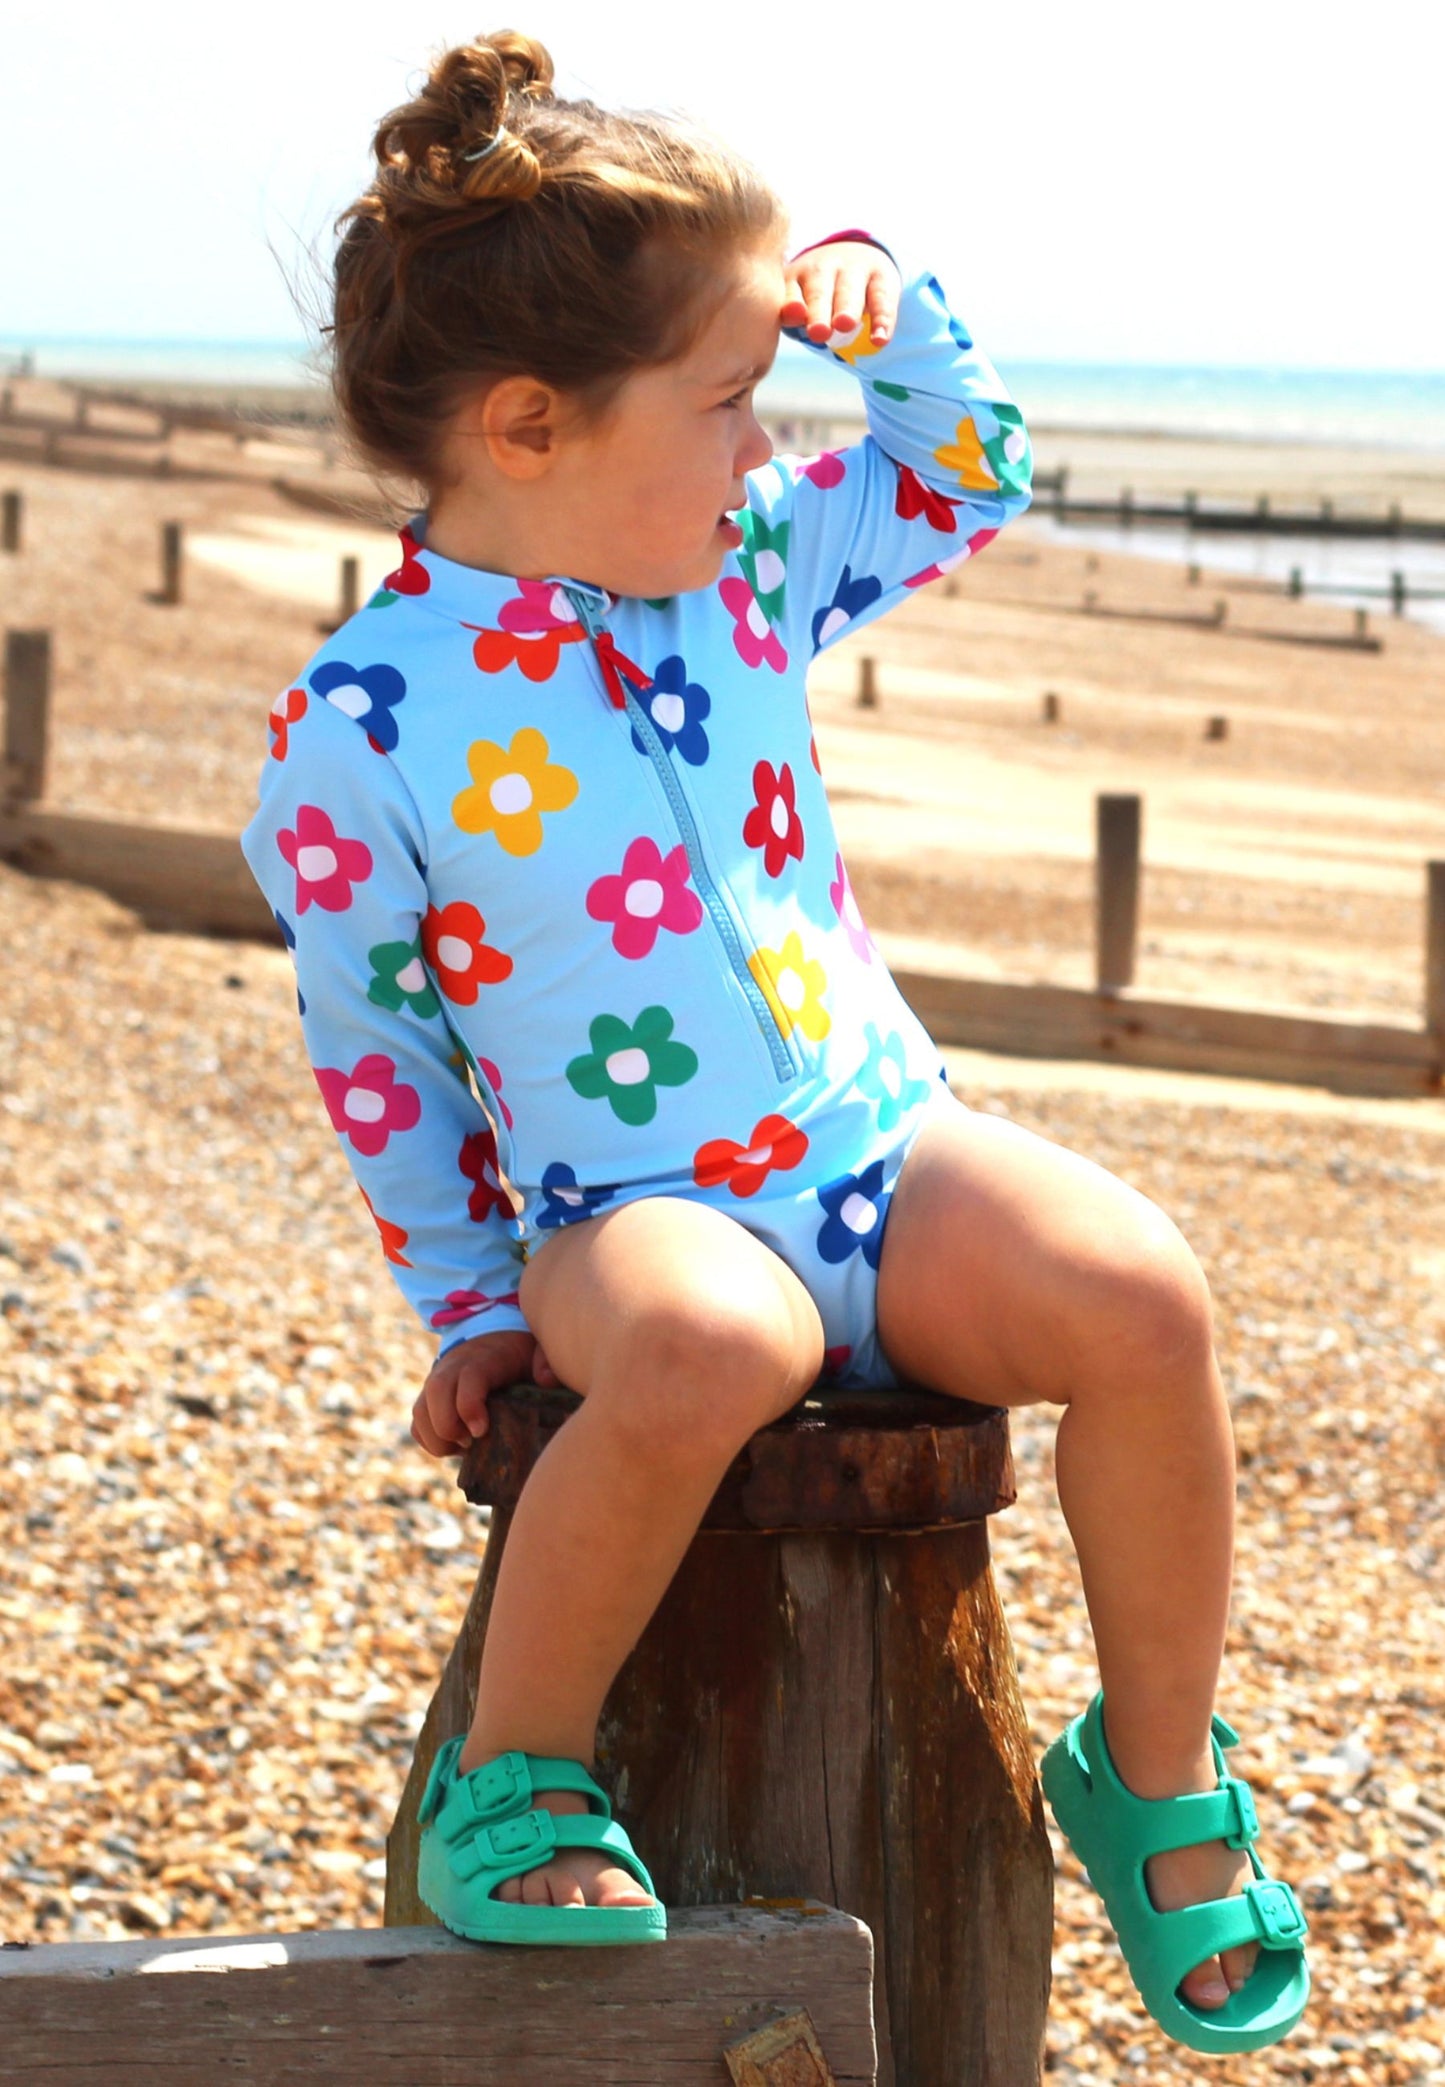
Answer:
[{"xmin": 739, "ymin": 409, "xmax": 773, "ymax": 475}]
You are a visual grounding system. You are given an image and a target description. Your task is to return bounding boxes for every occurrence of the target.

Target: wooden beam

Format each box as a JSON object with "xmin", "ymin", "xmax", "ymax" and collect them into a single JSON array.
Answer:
[
  {"xmin": 892, "ymin": 968, "xmax": 1442, "ymax": 1098},
  {"xmin": 0, "ymin": 805, "xmax": 276, "ymax": 939},
  {"xmin": 0, "ymin": 1910, "xmax": 877, "ymax": 2086}
]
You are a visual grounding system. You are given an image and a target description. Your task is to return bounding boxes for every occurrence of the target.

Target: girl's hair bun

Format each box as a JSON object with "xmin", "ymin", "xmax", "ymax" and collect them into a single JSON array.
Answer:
[{"xmin": 369, "ymin": 29, "xmax": 556, "ymax": 221}]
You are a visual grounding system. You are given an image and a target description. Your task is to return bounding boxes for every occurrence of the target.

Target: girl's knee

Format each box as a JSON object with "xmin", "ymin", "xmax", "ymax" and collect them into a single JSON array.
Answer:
[
  {"xmin": 606, "ymin": 1279, "xmax": 821, "ymax": 1461},
  {"xmin": 1076, "ymin": 1210, "xmax": 1215, "ymax": 1385}
]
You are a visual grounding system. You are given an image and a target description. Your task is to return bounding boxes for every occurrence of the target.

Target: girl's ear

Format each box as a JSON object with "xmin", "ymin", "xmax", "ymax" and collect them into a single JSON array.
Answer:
[{"xmin": 468, "ymin": 376, "xmax": 560, "ymax": 477}]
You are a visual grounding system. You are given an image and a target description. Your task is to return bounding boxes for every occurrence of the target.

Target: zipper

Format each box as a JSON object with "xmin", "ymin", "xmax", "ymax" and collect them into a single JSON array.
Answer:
[{"xmin": 560, "ymin": 583, "xmax": 798, "ymax": 1084}]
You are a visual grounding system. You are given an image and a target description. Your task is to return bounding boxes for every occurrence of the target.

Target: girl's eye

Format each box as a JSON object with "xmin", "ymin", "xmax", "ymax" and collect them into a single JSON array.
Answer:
[{"xmin": 721, "ymin": 386, "xmax": 751, "ymax": 410}]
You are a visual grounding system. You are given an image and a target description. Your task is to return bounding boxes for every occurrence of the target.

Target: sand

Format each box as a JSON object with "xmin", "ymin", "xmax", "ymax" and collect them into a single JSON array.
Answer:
[{"xmin": 3, "ymin": 419, "xmax": 1445, "ymax": 2083}]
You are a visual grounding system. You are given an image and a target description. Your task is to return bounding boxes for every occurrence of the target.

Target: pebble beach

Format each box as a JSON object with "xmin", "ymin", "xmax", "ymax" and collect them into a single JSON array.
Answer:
[{"xmin": 1, "ymin": 402, "xmax": 1444, "ymax": 2082}]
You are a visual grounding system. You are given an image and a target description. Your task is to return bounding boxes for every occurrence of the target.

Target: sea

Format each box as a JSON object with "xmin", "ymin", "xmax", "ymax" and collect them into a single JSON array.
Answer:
[{"xmin": 6, "ymin": 333, "xmax": 1445, "ymax": 627}]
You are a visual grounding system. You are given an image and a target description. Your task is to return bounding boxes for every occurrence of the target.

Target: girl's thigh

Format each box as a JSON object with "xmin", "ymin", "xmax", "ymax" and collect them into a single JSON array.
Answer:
[
  {"xmin": 876, "ymin": 1107, "xmax": 1211, "ymax": 1410},
  {"xmin": 519, "ymin": 1195, "xmax": 826, "ymax": 1443}
]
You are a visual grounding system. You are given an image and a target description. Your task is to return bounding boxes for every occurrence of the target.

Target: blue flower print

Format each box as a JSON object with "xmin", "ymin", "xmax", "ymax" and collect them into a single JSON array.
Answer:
[
  {"xmin": 927, "ymin": 276, "xmax": 974, "ymax": 353},
  {"xmin": 631, "ymin": 654, "xmax": 711, "ymax": 766},
  {"xmin": 855, "ymin": 1024, "xmax": 933, "ymax": 1134},
  {"xmin": 537, "ymin": 1162, "xmax": 619, "ymax": 1230},
  {"xmin": 309, "ymin": 659, "xmax": 408, "ymax": 752},
  {"xmin": 816, "ymin": 1160, "xmax": 891, "ymax": 1270},
  {"xmin": 274, "ymin": 908, "xmax": 304, "ymax": 1014},
  {"xmin": 811, "ymin": 565, "xmax": 884, "ymax": 653}
]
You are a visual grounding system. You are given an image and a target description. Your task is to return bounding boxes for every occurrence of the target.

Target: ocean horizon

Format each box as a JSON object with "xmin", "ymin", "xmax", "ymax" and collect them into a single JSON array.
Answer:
[{"xmin": 4, "ymin": 332, "xmax": 1444, "ymax": 454}]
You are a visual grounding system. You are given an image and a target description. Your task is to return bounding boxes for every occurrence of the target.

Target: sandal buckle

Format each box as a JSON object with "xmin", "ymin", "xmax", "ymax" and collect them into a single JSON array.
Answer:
[
  {"xmin": 480, "ymin": 1809, "xmax": 557, "ymax": 1864},
  {"xmin": 1244, "ymin": 1878, "xmax": 1308, "ymax": 1948},
  {"xmin": 1222, "ymin": 1775, "xmax": 1259, "ymax": 1849}
]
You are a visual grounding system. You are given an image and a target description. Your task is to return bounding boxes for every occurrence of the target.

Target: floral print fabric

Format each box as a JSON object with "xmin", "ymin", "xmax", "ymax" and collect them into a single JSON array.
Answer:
[{"xmin": 241, "ymin": 241, "xmax": 1030, "ymax": 1356}]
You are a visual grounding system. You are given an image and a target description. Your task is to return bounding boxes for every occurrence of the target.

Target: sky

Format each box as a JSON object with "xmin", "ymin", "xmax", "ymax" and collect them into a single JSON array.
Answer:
[{"xmin": 2, "ymin": 0, "xmax": 1442, "ymax": 372}]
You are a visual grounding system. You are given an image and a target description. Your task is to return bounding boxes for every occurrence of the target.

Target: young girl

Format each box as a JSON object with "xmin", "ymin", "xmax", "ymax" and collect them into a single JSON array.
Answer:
[{"xmin": 243, "ymin": 29, "xmax": 1309, "ymax": 2055}]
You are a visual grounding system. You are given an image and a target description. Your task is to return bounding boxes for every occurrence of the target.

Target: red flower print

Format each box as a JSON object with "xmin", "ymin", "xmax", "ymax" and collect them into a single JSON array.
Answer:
[
  {"xmin": 360, "ymin": 1186, "xmax": 412, "ymax": 1267},
  {"xmin": 384, "ymin": 524, "xmax": 430, "ymax": 597},
  {"xmin": 276, "ymin": 804, "xmax": 372, "ymax": 915},
  {"xmin": 430, "ymin": 1288, "xmax": 521, "ymax": 1330},
  {"xmin": 693, "ymin": 1113, "xmax": 810, "ymax": 1199},
  {"xmin": 459, "ymin": 1127, "xmax": 510, "ymax": 1223},
  {"xmin": 421, "ymin": 900, "xmax": 513, "ymax": 1004},
  {"xmin": 822, "ymin": 1344, "xmax": 853, "ymax": 1380},
  {"xmin": 719, "ymin": 576, "xmax": 787, "ymax": 673},
  {"xmin": 830, "ymin": 852, "xmax": 875, "ymax": 963},
  {"xmin": 742, "ymin": 761, "xmax": 804, "ymax": 878},
  {"xmin": 268, "ymin": 687, "xmax": 307, "ymax": 761},
  {"xmin": 585, "ymin": 837, "xmax": 704, "ymax": 959},
  {"xmin": 467, "ymin": 581, "xmax": 587, "ymax": 684},
  {"xmin": 315, "ymin": 1053, "xmax": 421, "ymax": 1158},
  {"xmin": 479, "ymin": 1056, "xmax": 513, "ymax": 1129},
  {"xmin": 895, "ymin": 464, "xmax": 963, "ymax": 534},
  {"xmin": 800, "ymin": 451, "xmax": 846, "ymax": 489}
]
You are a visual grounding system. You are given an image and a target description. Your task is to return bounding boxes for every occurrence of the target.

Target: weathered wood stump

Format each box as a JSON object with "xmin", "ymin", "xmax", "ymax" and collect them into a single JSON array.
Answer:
[{"xmin": 387, "ymin": 1385, "xmax": 1053, "ymax": 2087}]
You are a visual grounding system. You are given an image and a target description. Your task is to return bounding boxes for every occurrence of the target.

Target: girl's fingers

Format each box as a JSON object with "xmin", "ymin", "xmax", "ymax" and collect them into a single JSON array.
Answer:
[
  {"xmin": 782, "ymin": 248, "xmax": 900, "ymax": 346},
  {"xmin": 829, "ymin": 261, "xmax": 871, "ymax": 338},
  {"xmin": 864, "ymin": 263, "xmax": 898, "ymax": 345},
  {"xmin": 411, "ymin": 1390, "xmax": 456, "ymax": 1460},
  {"xmin": 421, "ymin": 1366, "xmax": 469, "ymax": 1451}
]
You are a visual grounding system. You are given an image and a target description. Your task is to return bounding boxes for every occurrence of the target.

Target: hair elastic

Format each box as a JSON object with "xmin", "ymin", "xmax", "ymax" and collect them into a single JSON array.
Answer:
[{"xmin": 462, "ymin": 129, "xmax": 509, "ymax": 163}]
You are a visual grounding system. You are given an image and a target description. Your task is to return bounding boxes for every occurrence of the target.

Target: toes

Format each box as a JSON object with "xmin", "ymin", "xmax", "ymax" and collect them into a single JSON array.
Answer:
[
  {"xmin": 1221, "ymin": 1941, "xmax": 1258, "ymax": 1992},
  {"xmin": 521, "ymin": 1866, "xmax": 551, "ymax": 1907},
  {"xmin": 1179, "ymin": 1957, "xmax": 1231, "ymax": 2011}
]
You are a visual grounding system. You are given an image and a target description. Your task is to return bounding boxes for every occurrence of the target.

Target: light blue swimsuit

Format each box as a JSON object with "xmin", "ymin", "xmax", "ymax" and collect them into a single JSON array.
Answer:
[{"xmin": 241, "ymin": 244, "xmax": 1032, "ymax": 1385}]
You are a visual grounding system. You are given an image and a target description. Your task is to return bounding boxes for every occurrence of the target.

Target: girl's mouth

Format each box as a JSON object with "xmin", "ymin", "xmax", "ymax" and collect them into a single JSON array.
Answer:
[{"xmin": 717, "ymin": 513, "xmax": 744, "ymax": 548}]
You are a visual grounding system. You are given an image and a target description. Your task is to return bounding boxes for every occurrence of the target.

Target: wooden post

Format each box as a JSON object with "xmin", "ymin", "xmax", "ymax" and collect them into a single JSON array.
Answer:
[
  {"xmin": 1391, "ymin": 571, "xmax": 1407, "ymax": 617},
  {"xmin": 857, "ymin": 656, "xmax": 877, "ymax": 710},
  {"xmin": 1289, "ymin": 566, "xmax": 1303, "ymax": 599},
  {"xmin": 2, "ymin": 489, "xmax": 20, "ymax": 554},
  {"xmin": 158, "ymin": 520, "xmax": 183, "ymax": 605},
  {"xmin": 1389, "ymin": 502, "xmax": 1402, "ymax": 534},
  {"xmin": 1119, "ymin": 486, "xmax": 1133, "ymax": 527},
  {"xmin": 1212, "ymin": 598, "xmax": 1228, "ymax": 626},
  {"xmin": 1183, "ymin": 489, "xmax": 1197, "ymax": 522},
  {"xmin": 0, "ymin": 386, "xmax": 10, "ymax": 419},
  {"xmin": 3, "ymin": 629, "xmax": 51, "ymax": 803},
  {"xmin": 1320, "ymin": 497, "xmax": 1334, "ymax": 525},
  {"xmin": 1427, "ymin": 863, "xmax": 1445, "ymax": 1042},
  {"xmin": 1354, "ymin": 607, "xmax": 1369, "ymax": 643},
  {"xmin": 1205, "ymin": 715, "xmax": 1229, "ymax": 741},
  {"xmin": 1042, "ymin": 692, "xmax": 1060, "ymax": 724},
  {"xmin": 1095, "ymin": 792, "xmax": 1141, "ymax": 993},
  {"xmin": 1186, "ymin": 561, "xmax": 1200, "ymax": 586},
  {"xmin": 1256, "ymin": 493, "xmax": 1270, "ymax": 520},
  {"xmin": 339, "ymin": 554, "xmax": 360, "ymax": 621}
]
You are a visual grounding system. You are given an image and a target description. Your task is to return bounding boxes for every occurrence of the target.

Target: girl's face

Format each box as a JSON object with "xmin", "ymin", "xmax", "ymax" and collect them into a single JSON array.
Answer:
[{"xmin": 557, "ymin": 243, "xmax": 785, "ymax": 599}]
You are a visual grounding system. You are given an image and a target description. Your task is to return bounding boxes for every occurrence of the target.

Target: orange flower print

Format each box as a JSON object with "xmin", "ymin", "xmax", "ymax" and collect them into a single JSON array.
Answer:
[
  {"xmin": 360, "ymin": 1186, "xmax": 412, "ymax": 1267},
  {"xmin": 452, "ymin": 727, "xmax": 579, "ymax": 856},
  {"xmin": 693, "ymin": 1114, "xmax": 809, "ymax": 1198},
  {"xmin": 421, "ymin": 900, "xmax": 513, "ymax": 1004},
  {"xmin": 827, "ymin": 309, "xmax": 884, "ymax": 368},
  {"xmin": 933, "ymin": 416, "xmax": 1000, "ymax": 493},
  {"xmin": 268, "ymin": 687, "xmax": 307, "ymax": 761}
]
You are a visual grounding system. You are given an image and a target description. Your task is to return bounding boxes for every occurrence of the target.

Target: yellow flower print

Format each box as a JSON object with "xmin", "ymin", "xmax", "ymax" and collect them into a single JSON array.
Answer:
[
  {"xmin": 933, "ymin": 416, "xmax": 1000, "ymax": 493},
  {"xmin": 828, "ymin": 309, "xmax": 884, "ymax": 368},
  {"xmin": 452, "ymin": 726, "xmax": 578, "ymax": 856},
  {"xmin": 749, "ymin": 931, "xmax": 831, "ymax": 1042}
]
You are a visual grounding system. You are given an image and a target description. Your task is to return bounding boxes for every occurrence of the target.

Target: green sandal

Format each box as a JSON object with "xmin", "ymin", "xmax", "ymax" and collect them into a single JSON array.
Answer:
[
  {"xmin": 417, "ymin": 1736, "xmax": 667, "ymax": 1947},
  {"xmin": 1041, "ymin": 1694, "xmax": 1309, "ymax": 2055}
]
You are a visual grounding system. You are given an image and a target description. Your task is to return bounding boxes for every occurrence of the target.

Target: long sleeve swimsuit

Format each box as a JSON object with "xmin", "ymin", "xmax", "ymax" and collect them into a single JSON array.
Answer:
[{"xmin": 241, "ymin": 245, "xmax": 1033, "ymax": 1386}]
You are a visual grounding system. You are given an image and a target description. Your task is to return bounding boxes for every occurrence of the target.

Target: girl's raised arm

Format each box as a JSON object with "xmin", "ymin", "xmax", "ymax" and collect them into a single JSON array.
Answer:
[
  {"xmin": 242, "ymin": 691, "xmax": 529, "ymax": 1360},
  {"xmin": 750, "ymin": 236, "xmax": 1032, "ymax": 665}
]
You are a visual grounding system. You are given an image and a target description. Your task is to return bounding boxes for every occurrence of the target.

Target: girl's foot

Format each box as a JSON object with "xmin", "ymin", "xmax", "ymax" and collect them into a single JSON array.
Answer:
[
  {"xmin": 1132, "ymin": 1746, "xmax": 1260, "ymax": 2009},
  {"xmin": 491, "ymin": 1787, "xmax": 658, "ymax": 1910}
]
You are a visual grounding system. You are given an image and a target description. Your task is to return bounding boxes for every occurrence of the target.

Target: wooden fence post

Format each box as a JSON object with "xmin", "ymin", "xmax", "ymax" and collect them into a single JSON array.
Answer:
[
  {"xmin": 1119, "ymin": 487, "xmax": 1133, "ymax": 527},
  {"xmin": 339, "ymin": 554, "xmax": 360, "ymax": 621},
  {"xmin": 1095, "ymin": 792, "xmax": 1141, "ymax": 993},
  {"xmin": 1427, "ymin": 862, "xmax": 1445, "ymax": 1042},
  {"xmin": 3, "ymin": 629, "xmax": 51, "ymax": 804},
  {"xmin": 857, "ymin": 656, "xmax": 877, "ymax": 710},
  {"xmin": 2, "ymin": 490, "xmax": 19, "ymax": 554},
  {"xmin": 1183, "ymin": 489, "xmax": 1197, "ymax": 522},
  {"xmin": 1289, "ymin": 567, "xmax": 1303, "ymax": 600},
  {"xmin": 1391, "ymin": 571, "xmax": 1407, "ymax": 617},
  {"xmin": 158, "ymin": 520, "xmax": 183, "ymax": 605}
]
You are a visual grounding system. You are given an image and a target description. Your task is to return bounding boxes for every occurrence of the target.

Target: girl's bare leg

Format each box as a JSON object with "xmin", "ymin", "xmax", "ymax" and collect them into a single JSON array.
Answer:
[
  {"xmin": 457, "ymin": 1197, "xmax": 824, "ymax": 1910},
  {"xmin": 876, "ymin": 1106, "xmax": 1253, "ymax": 2010}
]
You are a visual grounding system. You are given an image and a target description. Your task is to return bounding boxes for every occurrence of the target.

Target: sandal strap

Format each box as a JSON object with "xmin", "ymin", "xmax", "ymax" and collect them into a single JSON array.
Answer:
[
  {"xmin": 1143, "ymin": 1878, "xmax": 1309, "ymax": 1997},
  {"xmin": 422, "ymin": 1743, "xmax": 612, "ymax": 1842},
  {"xmin": 1071, "ymin": 1696, "xmax": 1262, "ymax": 1861},
  {"xmin": 446, "ymin": 1808, "xmax": 657, "ymax": 1898}
]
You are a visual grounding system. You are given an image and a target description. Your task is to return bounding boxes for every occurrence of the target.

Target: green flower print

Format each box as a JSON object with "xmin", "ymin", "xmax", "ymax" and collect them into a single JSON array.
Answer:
[
  {"xmin": 368, "ymin": 936, "xmax": 440, "ymax": 1019},
  {"xmin": 738, "ymin": 510, "xmax": 790, "ymax": 626},
  {"xmin": 856, "ymin": 1023, "xmax": 932, "ymax": 1134},
  {"xmin": 982, "ymin": 404, "xmax": 1032, "ymax": 500},
  {"xmin": 565, "ymin": 1006, "xmax": 699, "ymax": 1127}
]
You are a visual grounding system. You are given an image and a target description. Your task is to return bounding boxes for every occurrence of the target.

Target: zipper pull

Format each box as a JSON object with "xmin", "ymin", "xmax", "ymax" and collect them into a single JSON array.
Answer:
[{"xmin": 593, "ymin": 630, "xmax": 654, "ymax": 711}]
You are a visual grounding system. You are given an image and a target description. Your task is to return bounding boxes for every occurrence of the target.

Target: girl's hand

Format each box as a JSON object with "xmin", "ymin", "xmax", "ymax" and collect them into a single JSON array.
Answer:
[
  {"xmin": 411, "ymin": 1326, "xmax": 561, "ymax": 1459},
  {"xmin": 781, "ymin": 240, "xmax": 901, "ymax": 348}
]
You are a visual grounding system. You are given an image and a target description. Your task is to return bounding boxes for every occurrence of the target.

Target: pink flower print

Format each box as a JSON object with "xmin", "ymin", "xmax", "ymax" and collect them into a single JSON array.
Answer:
[
  {"xmin": 742, "ymin": 762, "xmax": 804, "ymax": 878},
  {"xmin": 268, "ymin": 687, "xmax": 307, "ymax": 761},
  {"xmin": 830, "ymin": 852, "xmax": 875, "ymax": 963},
  {"xmin": 800, "ymin": 451, "xmax": 847, "ymax": 489},
  {"xmin": 479, "ymin": 1056, "xmax": 513, "ymax": 1130},
  {"xmin": 315, "ymin": 1053, "xmax": 421, "ymax": 1158},
  {"xmin": 383, "ymin": 524, "xmax": 430, "ymax": 597},
  {"xmin": 469, "ymin": 580, "xmax": 587, "ymax": 683},
  {"xmin": 903, "ymin": 524, "xmax": 1000, "ymax": 592},
  {"xmin": 586, "ymin": 837, "xmax": 704, "ymax": 959},
  {"xmin": 276, "ymin": 804, "xmax": 372, "ymax": 916},
  {"xmin": 459, "ymin": 1127, "xmax": 509, "ymax": 1223},
  {"xmin": 719, "ymin": 576, "xmax": 787, "ymax": 673},
  {"xmin": 430, "ymin": 1288, "xmax": 521, "ymax": 1331}
]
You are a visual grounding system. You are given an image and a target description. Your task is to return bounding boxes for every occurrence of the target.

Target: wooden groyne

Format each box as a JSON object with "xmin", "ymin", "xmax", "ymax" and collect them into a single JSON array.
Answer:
[{"xmin": 1043, "ymin": 483, "xmax": 1445, "ymax": 543}]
